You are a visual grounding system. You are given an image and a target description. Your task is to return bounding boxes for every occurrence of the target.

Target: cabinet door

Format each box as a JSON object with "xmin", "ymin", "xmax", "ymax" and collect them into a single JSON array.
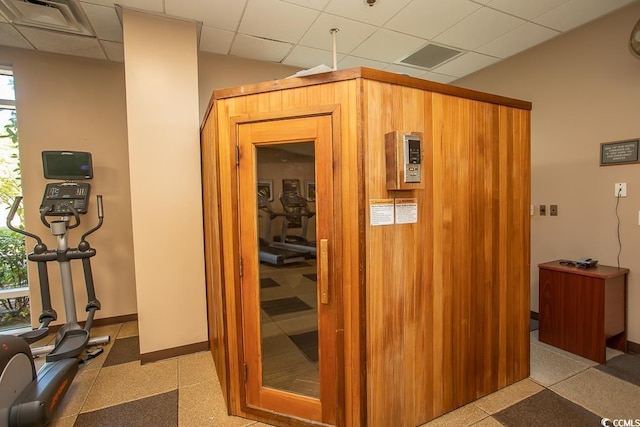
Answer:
[{"xmin": 237, "ymin": 115, "xmax": 337, "ymax": 424}]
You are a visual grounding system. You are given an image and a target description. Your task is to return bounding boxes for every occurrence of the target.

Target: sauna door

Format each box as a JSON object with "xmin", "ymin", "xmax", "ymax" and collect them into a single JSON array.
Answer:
[{"xmin": 237, "ymin": 115, "xmax": 337, "ymax": 424}]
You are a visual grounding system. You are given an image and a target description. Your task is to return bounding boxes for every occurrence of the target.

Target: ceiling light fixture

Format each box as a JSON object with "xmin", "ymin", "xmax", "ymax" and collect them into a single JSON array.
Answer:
[{"xmin": 364, "ymin": 0, "xmax": 378, "ymax": 7}]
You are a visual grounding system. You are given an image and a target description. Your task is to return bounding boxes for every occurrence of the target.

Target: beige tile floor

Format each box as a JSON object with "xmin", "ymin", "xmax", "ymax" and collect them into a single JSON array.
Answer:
[
  {"xmin": 45, "ymin": 322, "xmax": 270, "ymax": 427},
  {"xmin": 421, "ymin": 331, "xmax": 638, "ymax": 426},
  {"xmin": 37, "ymin": 322, "xmax": 639, "ymax": 427}
]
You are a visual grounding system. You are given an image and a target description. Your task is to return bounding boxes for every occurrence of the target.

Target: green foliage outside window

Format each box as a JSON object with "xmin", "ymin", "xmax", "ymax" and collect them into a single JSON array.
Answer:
[{"xmin": 0, "ymin": 110, "xmax": 29, "ymax": 329}]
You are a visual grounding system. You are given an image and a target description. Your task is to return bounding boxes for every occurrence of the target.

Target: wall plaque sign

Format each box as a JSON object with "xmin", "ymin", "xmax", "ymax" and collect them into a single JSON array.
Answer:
[{"xmin": 600, "ymin": 139, "xmax": 639, "ymax": 166}]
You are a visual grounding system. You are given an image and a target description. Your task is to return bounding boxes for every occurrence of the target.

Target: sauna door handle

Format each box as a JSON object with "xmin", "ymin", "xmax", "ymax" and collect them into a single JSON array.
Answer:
[{"xmin": 319, "ymin": 239, "xmax": 329, "ymax": 304}]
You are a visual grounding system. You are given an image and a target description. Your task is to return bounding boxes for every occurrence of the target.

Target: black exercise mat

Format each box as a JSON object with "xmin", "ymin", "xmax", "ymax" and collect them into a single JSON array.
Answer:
[
  {"xmin": 289, "ymin": 330, "xmax": 318, "ymax": 363},
  {"xmin": 261, "ymin": 297, "xmax": 312, "ymax": 316},
  {"xmin": 494, "ymin": 389, "xmax": 601, "ymax": 427},
  {"xmin": 596, "ymin": 353, "xmax": 640, "ymax": 387},
  {"xmin": 260, "ymin": 277, "xmax": 280, "ymax": 288},
  {"xmin": 102, "ymin": 336, "xmax": 140, "ymax": 367},
  {"xmin": 74, "ymin": 390, "xmax": 177, "ymax": 427},
  {"xmin": 303, "ymin": 273, "xmax": 317, "ymax": 282}
]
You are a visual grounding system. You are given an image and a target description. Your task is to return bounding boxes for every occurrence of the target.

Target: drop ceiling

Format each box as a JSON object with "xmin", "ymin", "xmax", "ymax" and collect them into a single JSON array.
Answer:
[{"xmin": 0, "ymin": 0, "xmax": 637, "ymax": 83}]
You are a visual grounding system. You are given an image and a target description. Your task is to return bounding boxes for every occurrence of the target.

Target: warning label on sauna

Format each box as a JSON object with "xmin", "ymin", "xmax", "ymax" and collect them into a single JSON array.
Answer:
[
  {"xmin": 370, "ymin": 198, "xmax": 418, "ymax": 226},
  {"xmin": 370, "ymin": 199, "xmax": 394, "ymax": 226},
  {"xmin": 395, "ymin": 198, "xmax": 418, "ymax": 224}
]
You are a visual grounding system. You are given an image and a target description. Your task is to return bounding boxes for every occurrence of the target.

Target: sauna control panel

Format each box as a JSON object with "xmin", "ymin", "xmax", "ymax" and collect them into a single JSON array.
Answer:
[
  {"xmin": 403, "ymin": 134, "xmax": 422, "ymax": 183},
  {"xmin": 385, "ymin": 130, "xmax": 424, "ymax": 190}
]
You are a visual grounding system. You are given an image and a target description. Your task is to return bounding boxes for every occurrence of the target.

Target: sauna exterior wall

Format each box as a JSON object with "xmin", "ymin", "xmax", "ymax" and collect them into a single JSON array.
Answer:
[
  {"xmin": 200, "ymin": 69, "xmax": 531, "ymax": 427},
  {"xmin": 363, "ymin": 80, "xmax": 530, "ymax": 426}
]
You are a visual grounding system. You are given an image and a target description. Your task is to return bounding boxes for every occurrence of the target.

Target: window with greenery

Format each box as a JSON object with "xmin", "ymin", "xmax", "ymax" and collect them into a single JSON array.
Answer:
[{"xmin": 0, "ymin": 68, "xmax": 29, "ymax": 332}]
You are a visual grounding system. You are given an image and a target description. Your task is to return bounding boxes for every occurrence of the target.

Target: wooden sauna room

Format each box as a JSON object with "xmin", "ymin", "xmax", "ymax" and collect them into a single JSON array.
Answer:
[{"xmin": 200, "ymin": 67, "xmax": 531, "ymax": 427}]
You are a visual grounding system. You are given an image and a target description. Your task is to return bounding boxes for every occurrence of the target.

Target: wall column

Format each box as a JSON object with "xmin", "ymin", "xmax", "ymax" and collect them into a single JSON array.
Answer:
[{"xmin": 122, "ymin": 8, "xmax": 207, "ymax": 358}]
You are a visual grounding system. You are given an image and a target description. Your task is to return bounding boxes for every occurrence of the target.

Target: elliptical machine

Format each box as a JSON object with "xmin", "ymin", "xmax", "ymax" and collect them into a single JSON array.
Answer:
[{"xmin": 0, "ymin": 151, "xmax": 109, "ymax": 426}]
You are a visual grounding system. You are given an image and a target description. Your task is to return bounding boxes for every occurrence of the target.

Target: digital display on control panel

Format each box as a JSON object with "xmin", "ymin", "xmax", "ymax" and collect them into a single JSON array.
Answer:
[{"xmin": 404, "ymin": 135, "xmax": 421, "ymax": 183}]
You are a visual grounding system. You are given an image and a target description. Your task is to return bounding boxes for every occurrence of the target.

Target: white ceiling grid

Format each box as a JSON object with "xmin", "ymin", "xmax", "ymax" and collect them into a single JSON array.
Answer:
[{"xmin": 0, "ymin": 0, "xmax": 634, "ymax": 82}]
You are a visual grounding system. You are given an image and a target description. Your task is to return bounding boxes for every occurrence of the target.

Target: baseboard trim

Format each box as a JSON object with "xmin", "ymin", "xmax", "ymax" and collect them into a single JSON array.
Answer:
[
  {"xmin": 45, "ymin": 313, "xmax": 138, "ymax": 334},
  {"xmin": 92, "ymin": 313, "xmax": 138, "ymax": 327},
  {"xmin": 530, "ymin": 311, "xmax": 539, "ymax": 321},
  {"xmin": 140, "ymin": 341, "xmax": 209, "ymax": 364}
]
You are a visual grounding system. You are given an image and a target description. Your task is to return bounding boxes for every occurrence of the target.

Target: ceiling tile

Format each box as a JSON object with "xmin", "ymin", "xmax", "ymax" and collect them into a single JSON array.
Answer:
[
  {"xmin": 351, "ymin": 28, "xmax": 426, "ymax": 62},
  {"xmin": 431, "ymin": 51, "xmax": 500, "ymax": 77},
  {"xmin": 82, "ymin": 3, "xmax": 123, "ymax": 42},
  {"xmin": 81, "ymin": 0, "xmax": 163, "ymax": 13},
  {"xmin": 165, "ymin": 0, "xmax": 247, "ymax": 30},
  {"xmin": 280, "ymin": 0, "xmax": 331, "ymax": 10},
  {"xmin": 298, "ymin": 14, "xmax": 376, "ymax": 53},
  {"xmin": 200, "ymin": 26, "xmax": 235, "ymax": 55},
  {"xmin": 282, "ymin": 45, "xmax": 343, "ymax": 68},
  {"xmin": 0, "ymin": 23, "xmax": 33, "ymax": 49},
  {"xmin": 16, "ymin": 26, "xmax": 106, "ymax": 60},
  {"xmin": 238, "ymin": 0, "xmax": 319, "ymax": 43},
  {"xmin": 385, "ymin": 0, "xmax": 481, "ymax": 40},
  {"xmin": 476, "ymin": 22, "xmax": 559, "ymax": 58},
  {"xmin": 324, "ymin": 0, "xmax": 412, "ymax": 26},
  {"xmin": 534, "ymin": 0, "xmax": 636, "ymax": 32},
  {"xmin": 487, "ymin": 0, "xmax": 570, "ymax": 20},
  {"xmin": 230, "ymin": 33, "xmax": 293, "ymax": 63},
  {"xmin": 435, "ymin": 7, "xmax": 525, "ymax": 51},
  {"xmin": 101, "ymin": 40, "xmax": 124, "ymax": 62},
  {"xmin": 337, "ymin": 55, "xmax": 387, "ymax": 70}
]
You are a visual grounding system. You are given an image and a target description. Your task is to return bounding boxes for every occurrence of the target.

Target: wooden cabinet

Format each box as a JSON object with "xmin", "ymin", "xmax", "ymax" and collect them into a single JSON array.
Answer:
[
  {"xmin": 201, "ymin": 68, "xmax": 531, "ymax": 426},
  {"xmin": 538, "ymin": 260, "xmax": 628, "ymax": 364}
]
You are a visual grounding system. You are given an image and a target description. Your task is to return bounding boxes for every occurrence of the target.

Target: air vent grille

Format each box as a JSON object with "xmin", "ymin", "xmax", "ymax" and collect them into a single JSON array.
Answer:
[
  {"xmin": 0, "ymin": 0, "xmax": 94, "ymax": 36},
  {"xmin": 399, "ymin": 43, "xmax": 462, "ymax": 69}
]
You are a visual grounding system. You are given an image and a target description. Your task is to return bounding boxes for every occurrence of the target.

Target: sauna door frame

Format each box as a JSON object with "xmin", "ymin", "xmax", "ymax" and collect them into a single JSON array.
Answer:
[{"xmin": 232, "ymin": 108, "xmax": 344, "ymax": 426}]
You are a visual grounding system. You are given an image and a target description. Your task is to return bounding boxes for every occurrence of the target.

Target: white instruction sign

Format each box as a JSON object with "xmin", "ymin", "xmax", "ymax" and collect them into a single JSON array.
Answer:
[
  {"xmin": 370, "ymin": 199, "xmax": 394, "ymax": 226},
  {"xmin": 395, "ymin": 198, "xmax": 418, "ymax": 224}
]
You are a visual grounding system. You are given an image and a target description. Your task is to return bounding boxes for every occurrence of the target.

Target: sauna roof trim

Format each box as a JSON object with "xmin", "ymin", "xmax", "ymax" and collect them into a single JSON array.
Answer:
[{"xmin": 212, "ymin": 67, "xmax": 532, "ymax": 111}]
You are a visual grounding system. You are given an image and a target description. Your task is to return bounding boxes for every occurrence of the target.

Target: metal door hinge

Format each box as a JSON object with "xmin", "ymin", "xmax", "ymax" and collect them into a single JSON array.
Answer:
[
  {"xmin": 243, "ymin": 363, "xmax": 248, "ymax": 382},
  {"xmin": 235, "ymin": 146, "xmax": 240, "ymax": 166},
  {"xmin": 239, "ymin": 258, "xmax": 243, "ymax": 277}
]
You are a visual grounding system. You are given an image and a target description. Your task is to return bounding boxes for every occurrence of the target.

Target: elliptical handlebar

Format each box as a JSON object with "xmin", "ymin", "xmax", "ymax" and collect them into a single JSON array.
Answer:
[
  {"xmin": 80, "ymin": 195, "xmax": 104, "ymax": 244},
  {"xmin": 7, "ymin": 196, "xmax": 45, "ymax": 247},
  {"xmin": 39, "ymin": 203, "xmax": 81, "ymax": 230}
]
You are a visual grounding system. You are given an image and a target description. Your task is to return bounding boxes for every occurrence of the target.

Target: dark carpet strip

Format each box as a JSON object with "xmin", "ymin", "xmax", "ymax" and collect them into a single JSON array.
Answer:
[
  {"xmin": 74, "ymin": 390, "xmax": 177, "ymax": 427},
  {"xmin": 102, "ymin": 336, "xmax": 140, "ymax": 367},
  {"xmin": 289, "ymin": 330, "xmax": 318, "ymax": 363},
  {"xmin": 596, "ymin": 354, "xmax": 640, "ymax": 387},
  {"xmin": 529, "ymin": 318, "xmax": 539, "ymax": 331},
  {"xmin": 262, "ymin": 297, "xmax": 312, "ymax": 316},
  {"xmin": 494, "ymin": 389, "xmax": 601, "ymax": 427},
  {"xmin": 260, "ymin": 277, "xmax": 280, "ymax": 288}
]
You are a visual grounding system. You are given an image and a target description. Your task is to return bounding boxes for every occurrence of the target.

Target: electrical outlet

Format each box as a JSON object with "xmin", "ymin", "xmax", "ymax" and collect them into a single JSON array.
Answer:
[
  {"xmin": 540, "ymin": 205, "xmax": 546, "ymax": 216},
  {"xmin": 614, "ymin": 182, "xmax": 627, "ymax": 197},
  {"xmin": 550, "ymin": 205, "xmax": 558, "ymax": 216}
]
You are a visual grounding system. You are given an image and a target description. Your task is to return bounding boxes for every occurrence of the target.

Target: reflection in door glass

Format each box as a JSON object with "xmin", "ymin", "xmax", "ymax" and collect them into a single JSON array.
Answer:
[{"xmin": 256, "ymin": 142, "xmax": 319, "ymax": 398}]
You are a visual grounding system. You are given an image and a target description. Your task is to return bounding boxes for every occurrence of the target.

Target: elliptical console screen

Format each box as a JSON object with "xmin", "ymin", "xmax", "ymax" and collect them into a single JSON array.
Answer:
[{"xmin": 42, "ymin": 151, "xmax": 93, "ymax": 180}]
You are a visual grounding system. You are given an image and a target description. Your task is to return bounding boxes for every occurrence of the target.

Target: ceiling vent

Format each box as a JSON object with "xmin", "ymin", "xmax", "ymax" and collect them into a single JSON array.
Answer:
[
  {"xmin": 398, "ymin": 43, "xmax": 462, "ymax": 70},
  {"xmin": 0, "ymin": 0, "xmax": 94, "ymax": 36}
]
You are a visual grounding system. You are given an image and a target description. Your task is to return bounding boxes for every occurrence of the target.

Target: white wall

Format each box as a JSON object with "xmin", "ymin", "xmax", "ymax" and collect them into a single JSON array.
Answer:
[
  {"xmin": 122, "ymin": 9, "xmax": 207, "ymax": 355},
  {"xmin": 1, "ymin": 46, "xmax": 137, "ymax": 324},
  {"xmin": 456, "ymin": 2, "xmax": 640, "ymax": 344}
]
